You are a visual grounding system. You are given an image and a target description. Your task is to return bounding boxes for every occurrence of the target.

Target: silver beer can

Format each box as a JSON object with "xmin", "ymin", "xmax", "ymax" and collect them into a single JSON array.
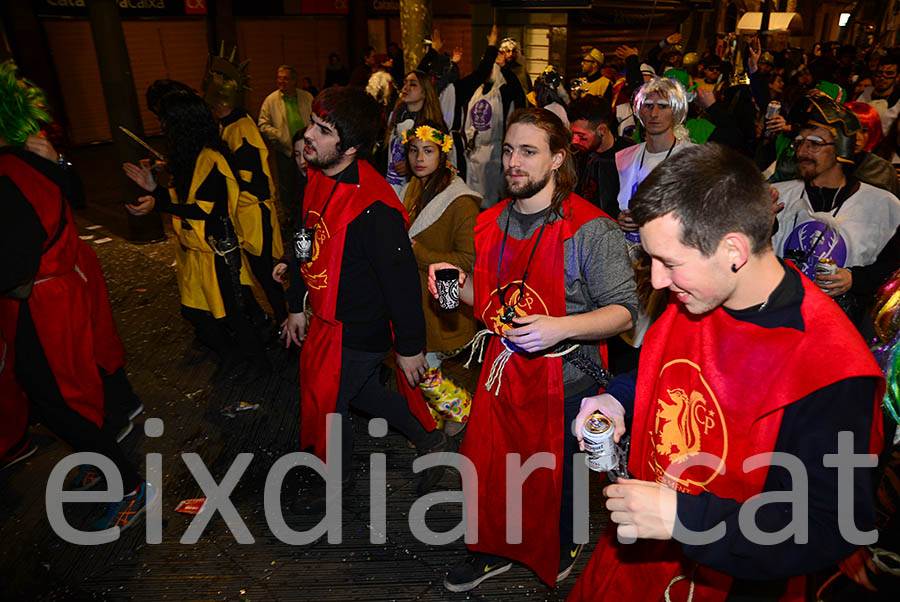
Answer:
[{"xmin": 583, "ymin": 412, "xmax": 618, "ymax": 472}]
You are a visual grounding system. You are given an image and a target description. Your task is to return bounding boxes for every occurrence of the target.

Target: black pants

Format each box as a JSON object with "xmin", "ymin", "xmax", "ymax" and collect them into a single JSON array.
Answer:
[
  {"xmin": 243, "ymin": 204, "xmax": 287, "ymax": 324},
  {"xmin": 331, "ymin": 347, "xmax": 438, "ymax": 481},
  {"xmin": 180, "ymin": 253, "xmax": 265, "ymax": 364},
  {"xmin": 99, "ymin": 367, "xmax": 142, "ymax": 439},
  {"xmin": 14, "ymin": 303, "xmax": 141, "ymax": 492}
]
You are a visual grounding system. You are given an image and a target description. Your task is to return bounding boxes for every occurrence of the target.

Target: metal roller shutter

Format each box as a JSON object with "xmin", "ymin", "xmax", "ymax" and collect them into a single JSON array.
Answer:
[
  {"xmin": 42, "ymin": 18, "xmax": 208, "ymax": 145},
  {"xmin": 237, "ymin": 17, "xmax": 349, "ymax": 120}
]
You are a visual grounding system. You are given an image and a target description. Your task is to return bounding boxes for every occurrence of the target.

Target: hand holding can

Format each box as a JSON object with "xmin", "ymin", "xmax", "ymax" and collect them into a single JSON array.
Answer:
[{"xmin": 435, "ymin": 268, "xmax": 460, "ymax": 311}]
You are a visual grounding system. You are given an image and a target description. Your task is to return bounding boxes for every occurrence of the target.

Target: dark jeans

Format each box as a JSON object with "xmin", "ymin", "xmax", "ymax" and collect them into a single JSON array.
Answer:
[
  {"xmin": 14, "ymin": 303, "xmax": 141, "ymax": 492},
  {"xmin": 243, "ymin": 203, "xmax": 287, "ymax": 324},
  {"xmin": 331, "ymin": 347, "xmax": 436, "ymax": 481}
]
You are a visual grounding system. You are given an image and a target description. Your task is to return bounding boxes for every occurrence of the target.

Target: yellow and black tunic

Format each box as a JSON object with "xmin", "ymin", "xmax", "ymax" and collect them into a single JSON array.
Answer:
[
  {"xmin": 219, "ymin": 109, "xmax": 284, "ymax": 260},
  {"xmin": 153, "ymin": 148, "xmax": 252, "ymax": 319}
]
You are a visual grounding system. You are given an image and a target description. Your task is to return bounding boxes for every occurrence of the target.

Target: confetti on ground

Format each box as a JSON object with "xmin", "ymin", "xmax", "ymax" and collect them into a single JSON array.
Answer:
[
  {"xmin": 86, "ymin": 224, "xmax": 103, "ymax": 230},
  {"xmin": 174, "ymin": 498, "xmax": 206, "ymax": 514},
  {"xmin": 93, "ymin": 237, "xmax": 112, "ymax": 244},
  {"xmin": 221, "ymin": 401, "xmax": 260, "ymax": 418},
  {"xmin": 79, "ymin": 235, "xmax": 94, "ymax": 240}
]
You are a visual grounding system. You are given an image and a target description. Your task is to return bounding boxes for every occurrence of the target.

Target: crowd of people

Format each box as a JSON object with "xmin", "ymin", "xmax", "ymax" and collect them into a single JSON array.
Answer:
[{"xmin": 3, "ymin": 21, "xmax": 900, "ymax": 601}]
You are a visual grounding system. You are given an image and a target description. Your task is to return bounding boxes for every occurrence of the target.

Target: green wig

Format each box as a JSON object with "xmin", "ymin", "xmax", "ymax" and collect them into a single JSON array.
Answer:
[{"xmin": 0, "ymin": 60, "xmax": 51, "ymax": 146}]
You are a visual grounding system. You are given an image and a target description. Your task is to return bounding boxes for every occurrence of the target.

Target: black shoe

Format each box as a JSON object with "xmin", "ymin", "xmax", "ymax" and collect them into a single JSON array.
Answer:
[
  {"xmin": 444, "ymin": 553, "xmax": 512, "ymax": 592},
  {"xmin": 182, "ymin": 338, "xmax": 213, "ymax": 366},
  {"xmin": 415, "ymin": 430, "xmax": 455, "ymax": 496},
  {"xmin": 291, "ymin": 476, "xmax": 354, "ymax": 514},
  {"xmin": 557, "ymin": 543, "xmax": 583, "ymax": 582}
]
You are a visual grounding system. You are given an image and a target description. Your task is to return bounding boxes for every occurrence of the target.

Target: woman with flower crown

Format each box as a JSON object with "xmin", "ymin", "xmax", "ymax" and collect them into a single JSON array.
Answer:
[
  {"xmin": 398, "ymin": 120, "xmax": 480, "ymax": 436},
  {"xmin": 382, "ymin": 70, "xmax": 446, "ymax": 197}
]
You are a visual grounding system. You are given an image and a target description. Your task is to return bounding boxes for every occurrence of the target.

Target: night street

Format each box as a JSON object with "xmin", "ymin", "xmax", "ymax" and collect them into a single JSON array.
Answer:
[{"xmin": 0, "ymin": 144, "xmax": 608, "ymax": 601}]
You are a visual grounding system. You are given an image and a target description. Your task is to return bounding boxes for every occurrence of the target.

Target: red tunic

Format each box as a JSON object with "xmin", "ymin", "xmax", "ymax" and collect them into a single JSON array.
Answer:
[
  {"xmin": 465, "ymin": 195, "xmax": 609, "ymax": 586},
  {"xmin": 0, "ymin": 153, "xmax": 117, "ymax": 433},
  {"xmin": 299, "ymin": 160, "xmax": 435, "ymax": 461},
  {"xmin": 569, "ymin": 272, "xmax": 885, "ymax": 602}
]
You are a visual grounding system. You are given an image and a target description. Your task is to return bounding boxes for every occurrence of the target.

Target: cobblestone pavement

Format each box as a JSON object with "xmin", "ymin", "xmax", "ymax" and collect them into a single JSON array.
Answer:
[{"xmin": 1, "ymin": 149, "xmax": 611, "ymax": 602}]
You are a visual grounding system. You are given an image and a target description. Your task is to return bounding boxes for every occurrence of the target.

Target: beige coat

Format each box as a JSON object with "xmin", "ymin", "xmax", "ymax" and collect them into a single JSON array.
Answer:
[
  {"xmin": 258, "ymin": 88, "xmax": 313, "ymax": 157},
  {"xmin": 403, "ymin": 177, "xmax": 481, "ymax": 352}
]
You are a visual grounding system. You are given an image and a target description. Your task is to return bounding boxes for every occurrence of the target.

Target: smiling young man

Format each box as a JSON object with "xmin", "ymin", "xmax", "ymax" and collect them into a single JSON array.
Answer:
[
  {"xmin": 428, "ymin": 107, "xmax": 636, "ymax": 592},
  {"xmin": 568, "ymin": 143, "xmax": 885, "ymax": 602},
  {"xmin": 280, "ymin": 87, "xmax": 448, "ymax": 511}
]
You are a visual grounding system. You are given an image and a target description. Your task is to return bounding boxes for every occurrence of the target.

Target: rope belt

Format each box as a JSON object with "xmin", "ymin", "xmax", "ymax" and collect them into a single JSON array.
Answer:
[
  {"xmin": 463, "ymin": 328, "xmax": 597, "ymax": 396},
  {"xmin": 664, "ymin": 565, "xmax": 696, "ymax": 602}
]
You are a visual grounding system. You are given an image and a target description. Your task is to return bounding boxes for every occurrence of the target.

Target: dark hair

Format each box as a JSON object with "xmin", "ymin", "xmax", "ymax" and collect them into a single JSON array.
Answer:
[
  {"xmin": 277, "ymin": 65, "xmax": 297, "ymax": 78},
  {"xmin": 630, "ymin": 144, "xmax": 772, "ymax": 256},
  {"xmin": 147, "ymin": 79, "xmax": 193, "ymax": 116},
  {"xmin": 566, "ymin": 95, "xmax": 613, "ymax": 129},
  {"xmin": 880, "ymin": 54, "xmax": 900, "ymax": 70},
  {"xmin": 158, "ymin": 91, "xmax": 232, "ymax": 201},
  {"xmin": 404, "ymin": 119, "xmax": 454, "ymax": 217},
  {"xmin": 311, "ymin": 86, "xmax": 381, "ymax": 160},
  {"xmin": 506, "ymin": 107, "xmax": 577, "ymax": 221}
]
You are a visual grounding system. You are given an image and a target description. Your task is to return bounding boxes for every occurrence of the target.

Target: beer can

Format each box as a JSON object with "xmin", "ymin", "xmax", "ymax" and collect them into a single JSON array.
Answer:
[
  {"xmin": 764, "ymin": 101, "xmax": 781, "ymax": 137},
  {"xmin": 815, "ymin": 257, "xmax": 838, "ymax": 277},
  {"xmin": 815, "ymin": 257, "xmax": 838, "ymax": 291},
  {"xmin": 583, "ymin": 412, "xmax": 618, "ymax": 472}
]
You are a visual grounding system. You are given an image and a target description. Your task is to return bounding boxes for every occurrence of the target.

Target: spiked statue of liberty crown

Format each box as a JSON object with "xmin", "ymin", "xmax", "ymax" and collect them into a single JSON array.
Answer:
[{"xmin": 202, "ymin": 42, "xmax": 251, "ymax": 109}]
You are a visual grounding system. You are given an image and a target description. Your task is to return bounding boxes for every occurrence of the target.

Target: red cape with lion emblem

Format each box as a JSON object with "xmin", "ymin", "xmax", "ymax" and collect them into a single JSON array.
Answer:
[
  {"xmin": 568, "ymin": 271, "xmax": 884, "ymax": 602},
  {"xmin": 464, "ymin": 195, "xmax": 610, "ymax": 586},
  {"xmin": 299, "ymin": 160, "xmax": 435, "ymax": 460}
]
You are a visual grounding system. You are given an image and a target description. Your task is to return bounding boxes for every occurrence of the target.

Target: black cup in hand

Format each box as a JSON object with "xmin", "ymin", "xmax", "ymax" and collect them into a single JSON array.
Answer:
[{"xmin": 435, "ymin": 268, "xmax": 460, "ymax": 311}]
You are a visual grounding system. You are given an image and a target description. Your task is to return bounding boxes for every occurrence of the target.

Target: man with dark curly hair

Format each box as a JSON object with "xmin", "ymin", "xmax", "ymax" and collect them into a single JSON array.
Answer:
[{"xmin": 281, "ymin": 87, "xmax": 450, "ymax": 512}]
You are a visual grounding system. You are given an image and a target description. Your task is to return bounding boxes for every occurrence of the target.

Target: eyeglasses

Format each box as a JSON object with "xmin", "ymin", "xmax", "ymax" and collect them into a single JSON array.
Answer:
[
  {"xmin": 875, "ymin": 70, "xmax": 898, "ymax": 80},
  {"xmin": 791, "ymin": 135, "xmax": 836, "ymax": 152}
]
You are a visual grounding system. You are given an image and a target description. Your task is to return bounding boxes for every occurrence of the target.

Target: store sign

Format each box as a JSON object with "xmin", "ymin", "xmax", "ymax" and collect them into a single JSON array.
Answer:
[{"xmin": 35, "ymin": 0, "xmax": 207, "ymax": 17}]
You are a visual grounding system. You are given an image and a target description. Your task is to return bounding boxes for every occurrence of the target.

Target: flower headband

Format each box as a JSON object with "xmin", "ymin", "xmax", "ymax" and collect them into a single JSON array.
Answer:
[{"xmin": 401, "ymin": 125, "xmax": 453, "ymax": 154}]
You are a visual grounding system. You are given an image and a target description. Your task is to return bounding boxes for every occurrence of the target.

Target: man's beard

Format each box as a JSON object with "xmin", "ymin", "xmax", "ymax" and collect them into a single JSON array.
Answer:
[
  {"xmin": 795, "ymin": 158, "xmax": 820, "ymax": 180},
  {"xmin": 304, "ymin": 142, "xmax": 343, "ymax": 170},
  {"xmin": 504, "ymin": 168, "xmax": 552, "ymax": 200}
]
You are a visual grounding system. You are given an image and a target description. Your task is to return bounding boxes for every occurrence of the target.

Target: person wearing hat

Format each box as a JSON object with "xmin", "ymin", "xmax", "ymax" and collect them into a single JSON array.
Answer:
[
  {"xmin": 648, "ymin": 32, "xmax": 684, "ymax": 74},
  {"xmin": 580, "ymin": 48, "xmax": 613, "ymax": 101},
  {"xmin": 772, "ymin": 93, "xmax": 900, "ymax": 329},
  {"xmin": 204, "ymin": 45, "xmax": 287, "ymax": 332}
]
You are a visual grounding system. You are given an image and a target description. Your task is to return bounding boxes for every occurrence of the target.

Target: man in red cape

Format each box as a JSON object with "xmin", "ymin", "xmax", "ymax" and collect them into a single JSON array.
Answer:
[
  {"xmin": 569, "ymin": 144, "xmax": 885, "ymax": 601},
  {"xmin": 428, "ymin": 107, "xmax": 637, "ymax": 592},
  {"xmin": 280, "ymin": 87, "xmax": 448, "ymax": 512}
]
